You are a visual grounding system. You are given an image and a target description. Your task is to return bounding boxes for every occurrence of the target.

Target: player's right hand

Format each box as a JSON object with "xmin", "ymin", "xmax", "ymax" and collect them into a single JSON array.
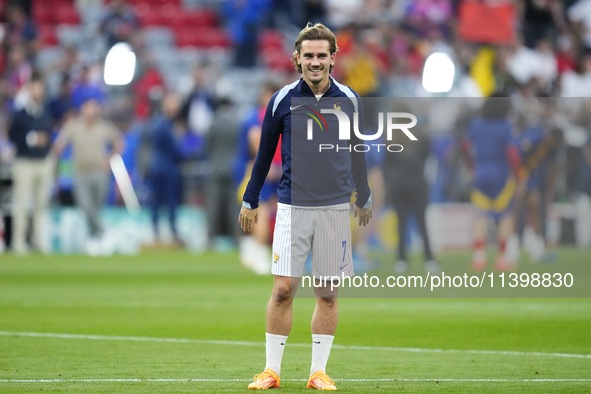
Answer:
[
  {"xmin": 238, "ymin": 206, "xmax": 258, "ymax": 233},
  {"xmin": 354, "ymin": 205, "xmax": 372, "ymax": 227}
]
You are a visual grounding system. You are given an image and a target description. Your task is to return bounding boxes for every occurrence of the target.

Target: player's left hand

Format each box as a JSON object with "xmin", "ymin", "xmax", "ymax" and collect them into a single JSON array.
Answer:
[
  {"xmin": 238, "ymin": 206, "xmax": 258, "ymax": 233},
  {"xmin": 354, "ymin": 205, "xmax": 372, "ymax": 227}
]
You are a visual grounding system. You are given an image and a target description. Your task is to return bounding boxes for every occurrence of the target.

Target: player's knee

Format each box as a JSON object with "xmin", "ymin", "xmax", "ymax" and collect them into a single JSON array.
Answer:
[
  {"xmin": 316, "ymin": 296, "xmax": 337, "ymax": 308},
  {"xmin": 271, "ymin": 281, "xmax": 292, "ymax": 304}
]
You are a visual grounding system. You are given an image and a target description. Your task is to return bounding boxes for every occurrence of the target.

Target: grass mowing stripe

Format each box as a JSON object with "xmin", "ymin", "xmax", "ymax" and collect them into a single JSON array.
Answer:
[
  {"xmin": 2, "ymin": 330, "xmax": 591, "ymax": 360},
  {"xmin": 2, "ymin": 379, "xmax": 591, "ymax": 383}
]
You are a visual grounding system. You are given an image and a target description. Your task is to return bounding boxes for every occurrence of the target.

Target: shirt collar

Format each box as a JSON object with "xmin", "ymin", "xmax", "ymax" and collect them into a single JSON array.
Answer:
[{"xmin": 298, "ymin": 76, "xmax": 335, "ymax": 97}]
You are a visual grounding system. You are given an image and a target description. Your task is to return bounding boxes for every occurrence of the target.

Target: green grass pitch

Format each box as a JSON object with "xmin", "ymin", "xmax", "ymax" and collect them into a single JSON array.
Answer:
[{"xmin": 1, "ymin": 249, "xmax": 590, "ymax": 393}]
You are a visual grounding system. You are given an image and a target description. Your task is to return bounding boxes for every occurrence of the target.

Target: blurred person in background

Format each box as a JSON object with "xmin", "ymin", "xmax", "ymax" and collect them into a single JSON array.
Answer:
[
  {"xmin": 522, "ymin": 0, "xmax": 565, "ymax": 48},
  {"xmin": 48, "ymin": 75, "xmax": 76, "ymax": 207},
  {"xmin": 2, "ymin": 43, "xmax": 32, "ymax": 109},
  {"xmin": 131, "ymin": 53, "xmax": 164, "ymax": 121},
  {"xmin": 3, "ymin": 2, "xmax": 38, "ymax": 59},
  {"xmin": 333, "ymin": 24, "xmax": 384, "ymax": 97},
  {"xmin": 206, "ymin": 96, "xmax": 240, "ymax": 251},
  {"xmin": 99, "ymin": 0, "xmax": 139, "ymax": 49},
  {"xmin": 560, "ymin": 55, "xmax": 591, "ymax": 97},
  {"xmin": 223, "ymin": 0, "xmax": 271, "ymax": 68},
  {"xmin": 383, "ymin": 105, "xmax": 439, "ymax": 274},
  {"xmin": 576, "ymin": 131, "xmax": 591, "ymax": 248},
  {"xmin": 234, "ymin": 81, "xmax": 281, "ymax": 274},
  {"xmin": 8, "ymin": 71, "xmax": 52, "ymax": 255},
  {"xmin": 52, "ymin": 98, "xmax": 123, "ymax": 252},
  {"xmin": 513, "ymin": 117, "xmax": 563, "ymax": 262},
  {"xmin": 463, "ymin": 95, "xmax": 522, "ymax": 272},
  {"xmin": 71, "ymin": 64, "xmax": 106, "ymax": 111},
  {"xmin": 48, "ymin": 74, "xmax": 74, "ymax": 128},
  {"xmin": 146, "ymin": 92, "xmax": 183, "ymax": 246},
  {"xmin": 180, "ymin": 64, "xmax": 213, "ymax": 137}
]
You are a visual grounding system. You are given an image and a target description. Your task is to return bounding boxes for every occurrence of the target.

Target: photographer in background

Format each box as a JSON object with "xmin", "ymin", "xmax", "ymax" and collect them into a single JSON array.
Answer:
[{"xmin": 8, "ymin": 71, "xmax": 52, "ymax": 255}]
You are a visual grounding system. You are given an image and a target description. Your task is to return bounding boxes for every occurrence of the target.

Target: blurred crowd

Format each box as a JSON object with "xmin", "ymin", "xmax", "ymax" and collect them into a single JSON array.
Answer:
[{"xmin": 0, "ymin": 0, "xmax": 591, "ymax": 255}]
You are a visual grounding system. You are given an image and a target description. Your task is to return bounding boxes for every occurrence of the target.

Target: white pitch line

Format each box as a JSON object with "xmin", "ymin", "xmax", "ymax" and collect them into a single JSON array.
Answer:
[
  {"xmin": 1, "ymin": 379, "xmax": 590, "ymax": 383},
  {"xmin": 1, "ymin": 330, "xmax": 590, "ymax": 360}
]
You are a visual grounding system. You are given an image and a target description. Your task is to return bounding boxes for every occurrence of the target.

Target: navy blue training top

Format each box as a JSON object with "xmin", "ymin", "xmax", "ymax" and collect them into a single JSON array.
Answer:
[{"xmin": 243, "ymin": 77, "xmax": 371, "ymax": 209}]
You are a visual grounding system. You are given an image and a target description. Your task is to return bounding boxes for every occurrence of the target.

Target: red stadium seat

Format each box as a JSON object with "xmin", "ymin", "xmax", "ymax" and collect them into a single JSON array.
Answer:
[
  {"xmin": 55, "ymin": 5, "xmax": 81, "ymax": 25},
  {"xmin": 197, "ymin": 28, "xmax": 230, "ymax": 48},
  {"xmin": 160, "ymin": 3, "xmax": 182, "ymax": 26},
  {"xmin": 175, "ymin": 28, "xmax": 230, "ymax": 48},
  {"xmin": 133, "ymin": 2, "xmax": 151, "ymax": 15},
  {"xmin": 259, "ymin": 30, "xmax": 284, "ymax": 51},
  {"xmin": 184, "ymin": 9, "xmax": 218, "ymax": 28},
  {"xmin": 175, "ymin": 30, "xmax": 199, "ymax": 48},
  {"xmin": 166, "ymin": 13, "xmax": 186, "ymax": 31},
  {"xmin": 137, "ymin": 8, "xmax": 164, "ymax": 27},
  {"xmin": 46, "ymin": 0, "xmax": 75, "ymax": 5},
  {"xmin": 39, "ymin": 25, "xmax": 59, "ymax": 47},
  {"xmin": 33, "ymin": 4, "xmax": 54, "ymax": 25},
  {"xmin": 263, "ymin": 49, "xmax": 294, "ymax": 72}
]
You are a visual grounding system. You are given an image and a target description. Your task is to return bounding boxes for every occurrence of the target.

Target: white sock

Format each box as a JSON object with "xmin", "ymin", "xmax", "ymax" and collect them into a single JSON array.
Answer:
[
  {"xmin": 265, "ymin": 333, "xmax": 288, "ymax": 376},
  {"xmin": 310, "ymin": 334, "xmax": 334, "ymax": 375}
]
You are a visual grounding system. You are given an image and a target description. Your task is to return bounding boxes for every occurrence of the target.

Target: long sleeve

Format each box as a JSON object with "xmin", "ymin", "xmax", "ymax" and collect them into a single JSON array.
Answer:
[
  {"xmin": 242, "ymin": 94, "xmax": 281, "ymax": 209},
  {"xmin": 349, "ymin": 97, "xmax": 371, "ymax": 208}
]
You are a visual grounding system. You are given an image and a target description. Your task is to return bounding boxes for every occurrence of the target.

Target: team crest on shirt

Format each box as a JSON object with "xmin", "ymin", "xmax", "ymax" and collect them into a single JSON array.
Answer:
[
  {"xmin": 334, "ymin": 102, "xmax": 341, "ymax": 111},
  {"xmin": 273, "ymin": 253, "xmax": 279, "ymax": 263}
]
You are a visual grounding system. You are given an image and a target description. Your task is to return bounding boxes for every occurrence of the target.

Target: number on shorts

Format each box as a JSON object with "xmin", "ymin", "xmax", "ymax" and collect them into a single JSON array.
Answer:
[{"xmin": 342, "ymin": 240, "xmax": 346, "ymax": 262}]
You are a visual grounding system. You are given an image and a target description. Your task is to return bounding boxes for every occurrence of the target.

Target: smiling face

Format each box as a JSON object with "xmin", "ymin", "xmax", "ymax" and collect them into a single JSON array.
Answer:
[{"xmin": 297, "ymin": 40, "xmax": 335, "ymax": 89}]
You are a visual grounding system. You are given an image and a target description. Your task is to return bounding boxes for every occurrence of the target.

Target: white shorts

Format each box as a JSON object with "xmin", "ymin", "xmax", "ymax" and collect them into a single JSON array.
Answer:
[{"xmin": 271, "ymin": 206, "xmax": 354, "ymax": 278}]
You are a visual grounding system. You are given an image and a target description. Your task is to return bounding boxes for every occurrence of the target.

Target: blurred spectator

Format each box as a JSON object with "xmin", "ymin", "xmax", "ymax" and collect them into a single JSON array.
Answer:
[
  {"xmin": 132, "ymin": 53, "xmax": 164, "ymax": 121},
  {"xmin": 301, "ymin": 0, "xmax": 327, "ymax": 26},
  {"xmin": 560, "ymin": 55, "xmax": 591, "ymax": 97},
  {"xmin": 505, "ymin": 35, "xmax": 541, "ymax": 87},
  {"xmin": 567, "ymin": 0, "xmax": 591, "ymax": 51},
  {"xmin": 3, "ymin": 2, "xmax": 38, "ymax": 59},
  {"xmin": 2, "ymin": 43, "xmax": 32, "ymax": 109},
  {"xmin": 180, "ymin": 64, "xmax": 213, "ymax": 137},
  {"xmin": 234, "ymin": 81, "xmax": 279, "ymax": 273},
  {"xmin": 206, "ymin": 97, "xmax": 240, "ymax": 250},
  {"xmin": 49, "ymin": 46, "xmax": 83, "ymax": 86},
  {"xmin": 48, "ymin": 74, "xmax": 74, "ymax": 128},
  {"xmin": 99, "ymin": 0, "xmax": 139, "ymax": 48},
  {"xmin": 383, "ymin": 106, "xmax": 439, "ymax": 274},
  {"xmin": 464, "ymin": 95, "xmax": 522, "ymax": 271},
  {"xmin": 334, "ymin": 25, "xmax": 383, "ymax": 96},
  {"xmin": 146, "ymin": 92, "xmax": 183, "ymax": 245},
  {"xmin": 52, "ymin": 98, "xmax": 123, "ymax": 246},
  {"xmin": 514, "ymin": 118, "xmax": 562, "ymax": 261},
  {"xmin": 223, "ymin": 0, "xmax": 272, "ymax": 68},
  {"xmin": 325, "ymin": 0, "xmax": 364, "ymax": 30},
  {"xmin": 555, "ymin": 34, "xmax": 577, "ymax": 75},
  {"xmin": 534, "ymin": 38, "xmax": 558, "ymax": 94},
  {"xmin": 8, "ymin": 72, "xmax": 52, "ymax": 255},
  {"xmin": 404, "ymin": 0, "xmax": 454, "ymax": 38},
  {"xmin": 522, "ymin": 0, "xmax": 565, "ymax": 48},
  {"xmin": 71, "ymin": 64, "xmax": 106, "ymax": 110}
]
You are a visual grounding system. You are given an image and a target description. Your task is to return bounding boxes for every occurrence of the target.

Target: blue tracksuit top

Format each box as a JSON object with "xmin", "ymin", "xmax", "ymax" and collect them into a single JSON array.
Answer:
[{"xmin": 242, "ymin": 77, "xmax": 371, "ymax": 209}]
